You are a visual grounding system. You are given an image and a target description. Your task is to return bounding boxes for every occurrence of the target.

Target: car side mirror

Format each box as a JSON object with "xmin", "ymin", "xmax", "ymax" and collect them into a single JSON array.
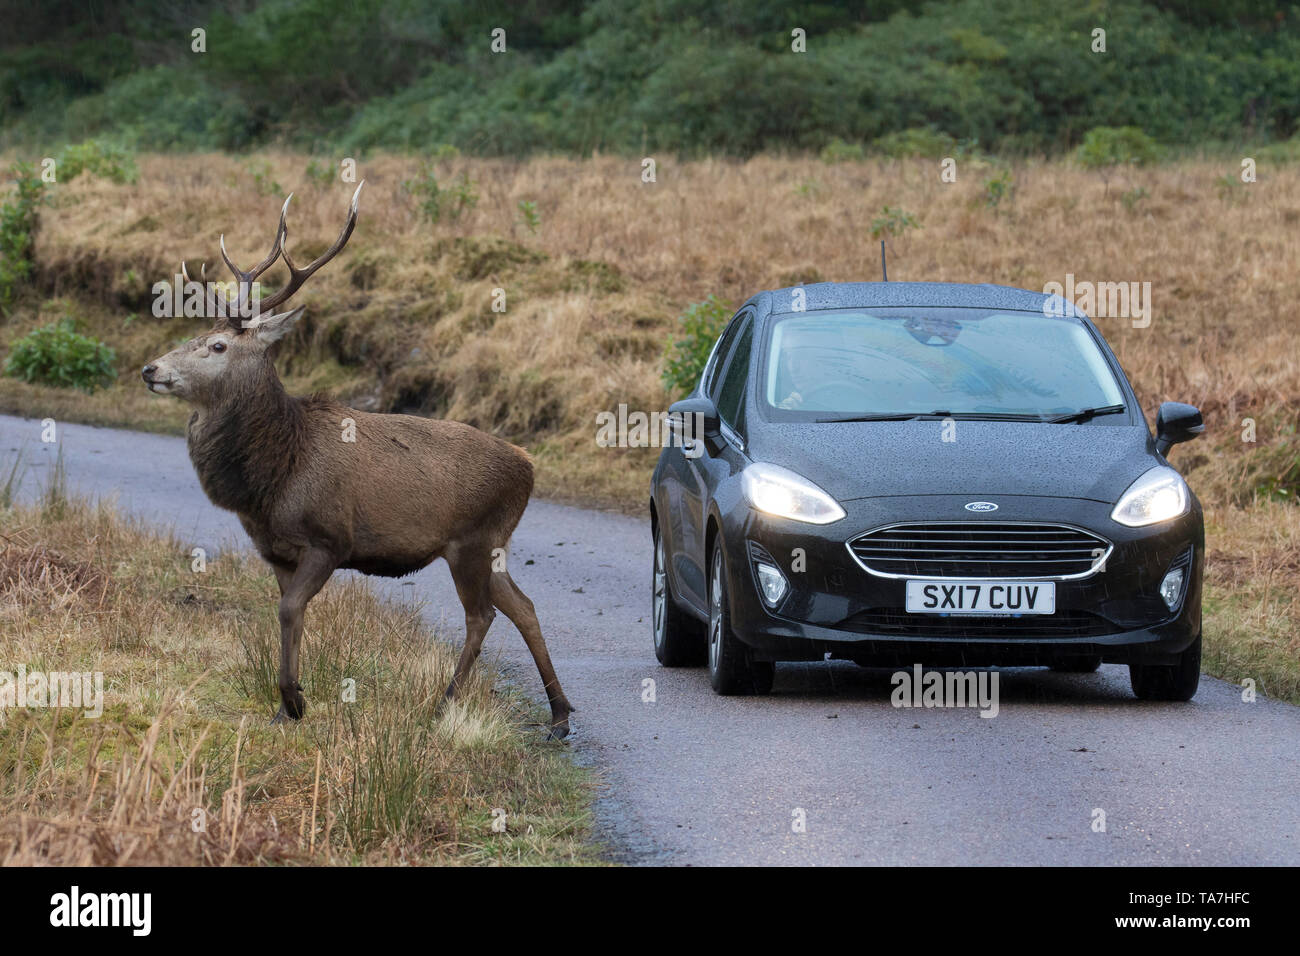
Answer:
[
  {"xmin": 669, "ymin": 396, "xmax": 721, "ymax": 446},
  {"xmin": 1155, "ymin": 401, "xmax": 1204, "ymax": 456}
]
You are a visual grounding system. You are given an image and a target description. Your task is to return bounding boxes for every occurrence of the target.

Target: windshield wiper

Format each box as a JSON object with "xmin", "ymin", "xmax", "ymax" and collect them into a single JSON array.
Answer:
[
  {"xmin": 812, "ymin": 412, "xmax": 938, "ymax": 423},
  {"xmin": 1045, "ymin": 404, "xmax": 1126, "ymax": 424},
  {"xmin": 813, "ymin": 410, "xmax": 1045, "ymax": 423},
  {"xmin": 812, "ymin": 407, "xmax": 1126, "ymax": 424}
]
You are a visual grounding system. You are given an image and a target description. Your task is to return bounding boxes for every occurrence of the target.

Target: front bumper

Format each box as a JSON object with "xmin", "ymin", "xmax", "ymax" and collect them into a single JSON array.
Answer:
[{"xmin": 721, "ymin": 493, "xmax": 1203, "ymax": 667}]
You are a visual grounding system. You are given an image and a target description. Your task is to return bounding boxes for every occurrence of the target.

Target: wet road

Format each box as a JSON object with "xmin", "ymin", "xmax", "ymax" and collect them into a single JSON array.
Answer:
[{"xmin": 4, "ymin": 413, "xmax": 1298, "ymax": 865}]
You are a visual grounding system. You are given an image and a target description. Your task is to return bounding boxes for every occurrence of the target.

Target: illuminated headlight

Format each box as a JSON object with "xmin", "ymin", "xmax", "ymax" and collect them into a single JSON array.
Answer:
[
  {"xmin": 1111, "ymin": 466, "xmax": 1189, "ymax": 527},
  {"xmin": 754, "ymin": 562, "xmax": 789, "ymax": 607},
  {"xmin": 1159, "ymin": 567, "xmax": 1185, "ymax": 610},
  {"xmin": 741, "ymin": 462, "xmax": 845, "ymax": 525}
]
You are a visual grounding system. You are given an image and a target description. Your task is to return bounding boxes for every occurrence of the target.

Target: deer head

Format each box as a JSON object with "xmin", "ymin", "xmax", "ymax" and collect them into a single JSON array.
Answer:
[{"xmin": 141, "ymin": 183, "xmax": 363, "ymax": 406}]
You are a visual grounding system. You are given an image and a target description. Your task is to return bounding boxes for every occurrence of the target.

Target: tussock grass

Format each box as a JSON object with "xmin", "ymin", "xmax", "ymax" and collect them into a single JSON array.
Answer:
[
  {"xmin": 1202, "ymin": 502, "xmax": 1300, "ymax": 704},
  {"xmin": 0, "ymin": 490, "xmax": 598, "ymax": 865}
]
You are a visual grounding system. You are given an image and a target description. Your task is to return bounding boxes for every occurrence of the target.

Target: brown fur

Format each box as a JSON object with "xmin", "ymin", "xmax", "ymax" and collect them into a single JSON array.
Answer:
[{"xmin": 142, "ymin": 195, "xmax": 571, "ymax": 737}]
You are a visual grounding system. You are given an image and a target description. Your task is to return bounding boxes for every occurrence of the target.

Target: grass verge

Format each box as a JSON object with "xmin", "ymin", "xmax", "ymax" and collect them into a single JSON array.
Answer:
[{"xmin": 0, "ymin": 487, "xmax": 599, "ymax": 865}]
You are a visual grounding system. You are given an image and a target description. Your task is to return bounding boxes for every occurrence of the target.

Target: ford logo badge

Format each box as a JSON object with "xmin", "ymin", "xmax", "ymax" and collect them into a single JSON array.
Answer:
[{"xmin": 964, "ymin": 501, "xmax": 999, "ymax": 513}]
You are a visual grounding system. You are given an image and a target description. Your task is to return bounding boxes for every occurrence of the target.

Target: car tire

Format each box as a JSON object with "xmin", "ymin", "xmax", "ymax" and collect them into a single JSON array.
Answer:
[
  {"xmin": 707, "ymin": 544, "xmax": 775, "ymax": 695},
  {"xmin": 1051, "ymin": 655, "xmax": 1102, "ymax": 673},
  {"xmin": 1129, "ymin": 634, "xmax": 1201, "ymax": 701},
  {"xmin": 653, "ymin": 524, "xmax": 705, "ymax": 666}
]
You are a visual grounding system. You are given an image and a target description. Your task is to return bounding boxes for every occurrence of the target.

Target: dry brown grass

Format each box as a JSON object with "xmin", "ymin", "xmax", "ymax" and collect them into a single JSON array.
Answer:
[
  {"xmin": 0, "ymin": 494, "xmax": 597, "ymax": 866},
  {"xmin": 5, "ymin": 152, "xmax": 1297, "ymax": 504},
  {"xmin": 1, "ymin": 151, "xmax": 1297, "ymax": 700}
]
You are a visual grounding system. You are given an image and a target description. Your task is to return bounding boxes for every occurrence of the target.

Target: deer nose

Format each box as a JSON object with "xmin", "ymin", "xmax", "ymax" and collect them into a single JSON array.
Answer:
[{"xmin": 141, "ymin": 364, "xmax": 157, "ymax": 381}]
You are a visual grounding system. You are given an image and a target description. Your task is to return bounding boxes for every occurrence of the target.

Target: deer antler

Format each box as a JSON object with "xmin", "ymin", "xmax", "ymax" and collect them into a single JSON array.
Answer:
[
  {"xmin": 180, "ymin": 182, "xmax": 364, "ymax": 330},
  {"xmin": 256, "ymin": 181, "xmax": 364, "ymax": 317}
]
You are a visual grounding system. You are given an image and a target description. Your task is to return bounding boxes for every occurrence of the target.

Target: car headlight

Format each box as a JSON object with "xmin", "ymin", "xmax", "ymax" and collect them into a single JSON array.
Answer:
[
  {"xmin": 741, "ymin": 462, "xmax": 845, "ymax": 524},
  {"xmin": 1111, "ymin": 466, "xmax": 1189, "ymax": 527}
]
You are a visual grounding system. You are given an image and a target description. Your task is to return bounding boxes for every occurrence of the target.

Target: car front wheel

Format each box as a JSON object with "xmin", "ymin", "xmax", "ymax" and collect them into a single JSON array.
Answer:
[
  {"xmin": 1130, "ymin": 634, "xmax": 1201, "ymax": 701},
  {"xmin": 653, "ymin": 525, "xmax": 705, "ymax": 666},
  {"xmin": 707, "ymin": 544, "xmax": 774, "ymax": 695}
]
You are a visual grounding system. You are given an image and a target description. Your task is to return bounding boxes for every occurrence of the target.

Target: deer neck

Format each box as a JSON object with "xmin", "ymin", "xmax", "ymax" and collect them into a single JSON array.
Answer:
[{"xmin": 187, "ymin": 366, "xmax": 306, "ymax": 517}]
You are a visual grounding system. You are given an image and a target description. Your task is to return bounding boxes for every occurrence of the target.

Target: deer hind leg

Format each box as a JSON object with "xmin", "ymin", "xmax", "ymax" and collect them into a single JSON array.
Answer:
[
  {"xmin": 490, "ymin": 571, "xmax": 573, "ymax": 740},
  {"xmin": 271, "ymin": 549, "xmax": 337, "ymax": 724},
  {"xmin": 442, "ymin": 542, "xmax": 498, "ymax": 706}
]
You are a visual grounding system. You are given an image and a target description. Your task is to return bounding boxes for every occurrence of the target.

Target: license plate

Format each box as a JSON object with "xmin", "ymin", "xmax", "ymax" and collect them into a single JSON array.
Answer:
[{"xmin": 905, "ymin": 580, "xmax": 1055, "ymax": 615}]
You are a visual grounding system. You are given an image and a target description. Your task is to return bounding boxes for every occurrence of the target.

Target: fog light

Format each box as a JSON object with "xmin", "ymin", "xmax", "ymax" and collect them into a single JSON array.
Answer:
[
  {"xmin": 1159, "ymin": 567, "xmax": 1185, "ymax": 610},
  {"xmin": 755, "ymin": 562, "xmax": 789, "ymax": 607}
]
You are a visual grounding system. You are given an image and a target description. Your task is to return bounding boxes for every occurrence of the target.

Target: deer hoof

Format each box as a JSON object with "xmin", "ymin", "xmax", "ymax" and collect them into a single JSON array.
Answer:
[
  {"xmin": 273, "ymin": 686, "xmax": 306, "ymax": 724},
  {"xmin": 271, "ymin": 703, "xmax": 303, "ymax": 725},
  {"xmin": 547, "ymin": 718, "xmax": 571, "ymax": 742}
]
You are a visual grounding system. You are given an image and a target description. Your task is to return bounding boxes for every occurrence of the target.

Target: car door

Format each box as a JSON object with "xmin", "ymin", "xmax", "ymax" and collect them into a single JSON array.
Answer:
[
  {"xmin": 676, "ymin": 310, "xmax": 754, "ymax": 609},
  {"xmin": 659, "ymin": 311, "xmax": 745, "ymax": 610}
]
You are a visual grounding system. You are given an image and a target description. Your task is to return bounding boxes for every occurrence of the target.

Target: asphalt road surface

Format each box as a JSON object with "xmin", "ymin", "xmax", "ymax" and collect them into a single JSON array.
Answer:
[{"xmin": 4, "ymin": 412, "xmax": 1298, "ymax": 865}]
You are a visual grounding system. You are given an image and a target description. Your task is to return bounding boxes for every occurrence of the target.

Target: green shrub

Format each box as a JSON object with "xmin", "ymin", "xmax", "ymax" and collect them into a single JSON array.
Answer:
[
  {"xmin": 403, "ymin": 164, "xmax": 478, "ymax": 224},
  {"xmin": 872, "ymin": 127, "xmax": 956, "ymax": 159},
  {"xmin": 516, "ymin": 199, "xmax": 540, "ymax": 235},
  {"xmin": 0, "ymin": 163, "xmax": 47, "ymax": 314},
  {"xmin": 304, "ymin": 159, "xmax": 336, "ymax": 187},
  {"xmin": 662, "ymin": 295, "xmax": 732, "ymax": 396},
  {"xmin": 57, "ymin": 140, "xmax": 138, "ymax": 184},
  {"xmin": 983, "ymin": 168, "xmax": 1013, "ymax": 209},
  {"xmin": 244, "ymin": 159, "xmax": 283, "ymax": 197},
  {"xmin": 3, "ymin": 318, "xmax": 117, "ymax": 392},
  {"xmin": 819, "ymin": 137, "xmax": 865, "ymax": 163},
  {"xmin": 1075, "ymin": 126, "xmax": 1160, "ymax": 171},
  {"xmin": 871, "ymin": 206, "xmax": 920, "ymax": 239},
  {"xmin": 1255, "ymin": 137, "xmax": 1300, "ymax": 163}
]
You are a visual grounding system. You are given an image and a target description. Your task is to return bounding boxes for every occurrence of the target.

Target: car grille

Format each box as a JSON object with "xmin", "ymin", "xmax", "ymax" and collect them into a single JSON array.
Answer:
[
  {"xmin": 847, "ymin": 522, "xmax": 1110, "ymax": 579},
  {"xmin": 839, "ymin": 608, "xmax": 1114, "ymax": 638}
]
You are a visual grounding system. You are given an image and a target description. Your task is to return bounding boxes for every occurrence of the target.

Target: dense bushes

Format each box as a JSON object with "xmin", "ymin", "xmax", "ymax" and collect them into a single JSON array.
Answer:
[
  {"xmin": 2, "ymin": 0, "xmax": 1300, "ymax": 156},
  {"xmin": 3, "ymin": 318, "xmax": 117, "ymax": 392},
  {"xmin": 662, "ymin": 296, "xmax": 732, "ymax": 397},
  {"xmin": 0, "ymin": 165, "xmax": 46, "ymax": 314}
]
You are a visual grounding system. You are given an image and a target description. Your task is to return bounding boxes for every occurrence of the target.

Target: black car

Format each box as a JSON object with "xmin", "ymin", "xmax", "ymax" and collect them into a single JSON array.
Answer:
[{"xmin": 650, "ymin": 281, "xmax": 1205, "ymax": 700}]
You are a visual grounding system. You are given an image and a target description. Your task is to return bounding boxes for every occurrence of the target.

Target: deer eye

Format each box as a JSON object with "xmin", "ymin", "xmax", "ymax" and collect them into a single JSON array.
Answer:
[{"xmin": 210, "ymin": 341, "xmax": 227, "ymax": 353}]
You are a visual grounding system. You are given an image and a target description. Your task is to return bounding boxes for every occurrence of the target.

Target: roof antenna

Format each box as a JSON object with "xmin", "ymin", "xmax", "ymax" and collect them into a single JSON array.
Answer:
[{"xmin": 880, "ymin": 240, "xmax": 889, "ymax": 282}]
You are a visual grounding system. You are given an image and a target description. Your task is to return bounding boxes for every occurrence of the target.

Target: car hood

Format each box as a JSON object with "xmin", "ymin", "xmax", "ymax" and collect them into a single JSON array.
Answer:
[{"xmin": 746, "ymin": 421, "xmax": 1155, "ymax": 503}]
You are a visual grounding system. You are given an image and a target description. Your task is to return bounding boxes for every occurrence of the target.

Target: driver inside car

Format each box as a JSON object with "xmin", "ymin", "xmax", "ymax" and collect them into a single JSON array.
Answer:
[{"xmin": 777, "ymin": 346, "xmax": 822, "ymax": 409}]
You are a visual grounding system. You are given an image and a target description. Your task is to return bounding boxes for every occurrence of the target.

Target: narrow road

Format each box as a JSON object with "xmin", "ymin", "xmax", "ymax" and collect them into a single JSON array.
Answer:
[{"xmin": 4, "ymin": 413, "xmax": 1298, "ymax": 865}]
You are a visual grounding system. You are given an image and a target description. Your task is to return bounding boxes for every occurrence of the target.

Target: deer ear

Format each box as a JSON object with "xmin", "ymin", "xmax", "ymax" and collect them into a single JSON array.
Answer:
[{"xmin": 248, "ymin": 306, "xmax": 306, "ymax": 345}]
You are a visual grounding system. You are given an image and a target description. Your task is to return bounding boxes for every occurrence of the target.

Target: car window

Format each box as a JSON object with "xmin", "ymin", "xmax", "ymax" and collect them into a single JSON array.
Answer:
[
  {"xmin": 703, "ymin": 309, "xmax": 750, "ymax": 398},
  {"xmin": 763, "ymin": 308, "xmax": 1124, "ymax": 419},
  {"xmin": 715, "ymin": 318, "xmax": 753, "ymax": 429}
]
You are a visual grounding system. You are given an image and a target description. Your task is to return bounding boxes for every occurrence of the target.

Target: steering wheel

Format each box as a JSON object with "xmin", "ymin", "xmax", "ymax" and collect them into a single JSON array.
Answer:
[{"xmin": 904, "ymin": 316, "xmax": 961, "ymax": 346}]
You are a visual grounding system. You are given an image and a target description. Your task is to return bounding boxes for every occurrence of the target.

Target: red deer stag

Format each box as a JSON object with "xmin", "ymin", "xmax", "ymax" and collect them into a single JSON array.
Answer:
[{"xmin": 141, "ymin": 184, "xmax": 572, "ymax": 738}]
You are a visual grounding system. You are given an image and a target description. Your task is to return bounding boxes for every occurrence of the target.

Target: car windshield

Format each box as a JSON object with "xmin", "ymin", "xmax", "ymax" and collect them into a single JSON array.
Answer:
[{"xmin": 763, "ymin": 308, "xmax": 1125, "ymax": 420}]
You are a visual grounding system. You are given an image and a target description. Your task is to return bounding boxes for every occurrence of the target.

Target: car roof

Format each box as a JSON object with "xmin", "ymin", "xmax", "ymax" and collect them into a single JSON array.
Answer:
[{"xmin": 750, "ymin": 281, "xmax": 1085, "ymax": 318}]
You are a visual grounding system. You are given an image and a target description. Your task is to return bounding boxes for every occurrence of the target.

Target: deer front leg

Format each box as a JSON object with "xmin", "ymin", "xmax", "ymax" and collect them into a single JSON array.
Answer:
[
  {"xmin": 440, "ymin": 543, "xmax": 497, "ymax": 707},
  {"xmin": 270, "ymin": 549, "xmax": 338, "ymax": 725}
]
